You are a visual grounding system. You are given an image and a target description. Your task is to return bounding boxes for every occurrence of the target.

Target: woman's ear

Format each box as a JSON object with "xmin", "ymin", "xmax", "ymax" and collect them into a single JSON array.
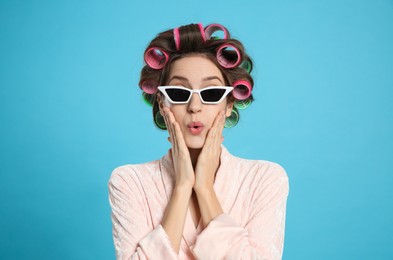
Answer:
[{"xmin": 225, "ymin": 98, "xmax": 235, "ymax": 117}]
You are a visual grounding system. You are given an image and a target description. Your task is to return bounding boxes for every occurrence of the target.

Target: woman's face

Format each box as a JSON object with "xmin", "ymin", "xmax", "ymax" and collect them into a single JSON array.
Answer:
[{"xmin": 159, "ymin": 55, "xmax": 233, "ymax": 149}]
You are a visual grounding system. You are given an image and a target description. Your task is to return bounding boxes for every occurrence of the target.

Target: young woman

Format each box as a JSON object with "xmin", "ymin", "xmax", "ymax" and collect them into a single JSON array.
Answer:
[{"xmin": 108, "ymin": 23, "xmax": 289, "ymax": 259}]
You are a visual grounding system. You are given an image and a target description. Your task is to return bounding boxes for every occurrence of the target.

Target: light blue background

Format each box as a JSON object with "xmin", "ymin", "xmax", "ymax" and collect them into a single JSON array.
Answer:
[{"xmin": 1, "ymin": 0, "xmax": 392, "ymax": 259}]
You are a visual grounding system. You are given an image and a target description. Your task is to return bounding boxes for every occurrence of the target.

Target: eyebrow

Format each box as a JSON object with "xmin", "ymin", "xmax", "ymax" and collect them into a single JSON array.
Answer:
[{"xmin": 168, "ymin": 75, "xmax": 224, "ymax": 85}]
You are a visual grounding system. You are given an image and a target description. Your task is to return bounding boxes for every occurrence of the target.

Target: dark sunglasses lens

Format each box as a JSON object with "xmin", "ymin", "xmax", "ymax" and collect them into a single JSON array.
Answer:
[
  {"xmin": 201, "ymin": 88, "xmax": 226, "ymax": 102},
  {"xmin": 166, "ymin": 88, "xmax": 191, "ymax": 102}
]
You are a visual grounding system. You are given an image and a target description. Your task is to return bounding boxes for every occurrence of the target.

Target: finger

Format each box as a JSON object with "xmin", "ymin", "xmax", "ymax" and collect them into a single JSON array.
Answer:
[
  {"xmin": 168, "ymin": 115, "xmax": 177, "ymax": 149},
  {"xmin": 162, "ymin": 108, "xmax": 169, "ymax": 127},
  {"xmin": 164, "ymin": 108, "xmax": 176, "ymax": 147},
  {"xmin": 206, "ymin": 112, "xmax": 220, "ymax": 143},
  {"xmin": 164, "ymin": 110, "xmax": 175, "ymax": 156},
  {"xmin": 215, "ymin": 111, "xmax": 226, "ymax": 133},
  {"xmin": 164, "ymin": 109, "xmax": 188, "ymax": 152},
  {"xmin": 162, "ymin": 108, "xmax": 171, "ymax": 139},
  {"xmin": 173, "ymin": 121, "xmax": 188, "ymax": 150},
  {"xmin": 203, "ymin": 111, "xmax": 223, "ymax": 146},
  {"xmin": 167, "ymin": 109, "xmax": 180, "ymax": 150},
  {"xmin": 218, "ymin": 111, "xmax": 226, "ymax": 138},
  {"xmin": 169, "ymin": 114, "xmax": 188, "ymax": 152},
  {"xmin": 210, "ymin": 111, "xmax": 225, "ymax": 144},
  {"xmin": 213, "ymin": 111, "xmax": 226, "ymax": 149}
]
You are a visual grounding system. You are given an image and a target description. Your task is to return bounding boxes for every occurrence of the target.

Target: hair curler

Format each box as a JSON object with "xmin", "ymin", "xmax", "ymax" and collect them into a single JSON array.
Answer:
[
  {"xmin": 205, "ymin": 23, "xmax": 229, "ymax": 40},
  {"xmin": 154, "ymin": 110, "xmax": 167, "ymax": 130},
  {"xmin": 216, "ymin": 44, "xmax": 242, "ymax": 68},
  {"xmin": 240, "ymin": 58, "xmax": 253, "ymax": 73},
  {"xmin": 144, "ymin": 47, "xmax": 169, "ymax": 69},
  {"xmin": 232, "ymin": 79, "xmax": 252, "ymax": 100},
  {"xmin": 197, "ymin": 23, "xmax": 206, "ymax": 42},
  {"xmin": 174, "ymin": 23, "xmax": 206, "ymax": 51},
  {"xmin": 224, "ymin": 108, "xmax": 239, "ymax": 128},
  {"xmin": 141, "ymin": 79, "xmax": 158, "ymax": 94},
  {"xmin": 142, "ymin": 92, "xmax": 155, "ymax": 106},
  {"xmin": 234, "ymin": 98, "xmax": 252, "ymax": 110},
  {"xmin": 173, "ymin": 27, "xmax": 180, "ymax": 50}
]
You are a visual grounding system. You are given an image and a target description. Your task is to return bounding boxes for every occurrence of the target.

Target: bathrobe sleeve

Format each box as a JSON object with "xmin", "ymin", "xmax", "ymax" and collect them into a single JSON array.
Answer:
[
  {"xmin": 108, "ymin": 168, "xmax": 178, "ymax": 260},
  {"xmin": 191, "ymin": 164, "xmax": 289, "ymax": 260}
]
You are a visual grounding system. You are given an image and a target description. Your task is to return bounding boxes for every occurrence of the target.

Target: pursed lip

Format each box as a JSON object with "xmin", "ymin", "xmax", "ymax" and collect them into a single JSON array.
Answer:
[
  {"xmin": 187, "ymin": 122, "xmax": 204, "ymax": 128},
  {"xmin": 187, "ymin": 121, "xmax": 204, "ymax": 135}
]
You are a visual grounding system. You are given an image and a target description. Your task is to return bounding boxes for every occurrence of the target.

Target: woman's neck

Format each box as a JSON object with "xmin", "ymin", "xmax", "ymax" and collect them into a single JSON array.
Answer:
[{"xmin": 188, "ymin": 148, "xmax": 201, "ymax": 169}]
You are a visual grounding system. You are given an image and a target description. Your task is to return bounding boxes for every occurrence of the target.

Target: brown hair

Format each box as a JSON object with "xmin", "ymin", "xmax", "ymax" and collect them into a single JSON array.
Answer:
[{"xmin": 139, "ymin": 23, "xmax": 254, "ymax": 129}]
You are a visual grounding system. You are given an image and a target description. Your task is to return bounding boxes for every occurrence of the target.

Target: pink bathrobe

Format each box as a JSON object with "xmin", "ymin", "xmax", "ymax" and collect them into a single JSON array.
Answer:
[{"xmin": 108, "ymin": 146, "xmax": 289, "ymax": 259}]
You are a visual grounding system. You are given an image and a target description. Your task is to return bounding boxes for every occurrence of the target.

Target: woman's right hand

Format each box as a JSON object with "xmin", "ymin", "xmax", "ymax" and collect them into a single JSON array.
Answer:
[{"xmin": 162, "ymin": 108, "xmax": 195, "ymax": 189}]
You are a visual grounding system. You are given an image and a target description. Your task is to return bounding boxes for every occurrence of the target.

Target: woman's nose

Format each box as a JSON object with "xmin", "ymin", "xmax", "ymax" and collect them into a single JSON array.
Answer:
[{"xmin": 187, "ymin": 93, "xmax": 202, "ymax": 113}]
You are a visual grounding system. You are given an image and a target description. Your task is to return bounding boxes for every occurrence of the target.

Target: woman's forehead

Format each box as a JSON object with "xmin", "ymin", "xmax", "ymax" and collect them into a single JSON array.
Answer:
[{"xmin": 168, "ymin": 56, "xmax": 225, "ymax": 84}]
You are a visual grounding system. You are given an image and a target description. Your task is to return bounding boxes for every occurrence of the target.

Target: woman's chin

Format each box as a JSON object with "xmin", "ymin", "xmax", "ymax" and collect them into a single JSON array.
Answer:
[{"xmin": 184, "ymin": 138, "xmax": 205, "ymax": 150}]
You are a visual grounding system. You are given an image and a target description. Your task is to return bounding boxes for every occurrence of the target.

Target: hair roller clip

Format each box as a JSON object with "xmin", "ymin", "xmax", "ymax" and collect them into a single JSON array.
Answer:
[
  {"xmin": 234, "ymin": 98, "xmax": 252, "ymax": 110},
  {"xmin": 216, "ymin": 44, "xmax": 242, "ymax": 68},
  {"xmin": 240, "ymin": 58, "xmax": 252, "ymax": 73},
  {"xmin": 205, "ymin": 23, "xmax": 229, "ymax": 40},
  {"xmin": 144, "ymin": 47, "xmax": 169, "ymax": 69},
  {"xmin": 141, "ymin": 79, "xmax": 158, "ymax": 94},
  {"xmin": 224, "ymin": 108, "xmax": 239, "ymax": 128},
  {"xmin": 232, "ymin": 79, "xmax": 252, "ymax": 100}
]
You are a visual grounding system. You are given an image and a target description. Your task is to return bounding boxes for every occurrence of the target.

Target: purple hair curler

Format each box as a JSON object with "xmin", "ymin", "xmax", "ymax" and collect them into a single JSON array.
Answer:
[
  {"xmin": 232, "ymin": 79, "xmax": 252, "ymax": 100},
  {"xmin": 205, "ymin": 23, "xmax": 229, "ymax": 40},
  {"xmin": 144, "ymin": 47, "xmax": 169, "ymax": 69},
  {"xmin": 216, "ymin": 44, "xmax": 242, "ymax": 68},
  {"xmin": 141, "ymin": 79, "xmax": 158, "ymax": 94}
]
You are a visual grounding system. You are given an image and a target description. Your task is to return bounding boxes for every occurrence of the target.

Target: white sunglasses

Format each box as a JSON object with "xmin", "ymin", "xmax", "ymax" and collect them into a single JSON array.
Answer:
[{"xmin": 158, "ymin": 86, "xmax": 233, "ymax": 104}]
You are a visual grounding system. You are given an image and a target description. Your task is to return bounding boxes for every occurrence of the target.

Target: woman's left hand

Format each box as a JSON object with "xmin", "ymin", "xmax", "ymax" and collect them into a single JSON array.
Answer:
[{"xmin": 194, "ymin": 111, "xmax": 226, "ymax": 191}]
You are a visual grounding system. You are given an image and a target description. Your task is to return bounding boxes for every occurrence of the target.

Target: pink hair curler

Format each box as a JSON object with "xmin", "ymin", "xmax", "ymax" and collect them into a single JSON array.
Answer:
[
  {"xmin": 204, "ymin": 23, "xmax": 229, "ymax": 40},
  {"xmin": 141, "ymin": 79, "xmax": 158, "ymax": 94},
  {"xmin": 144, "ymin": 47, "xmax": 169, "ymax": 69},
  {"xmin": 216, "ymin": 44, "xmax": 241, "ymax": 68},
  {"xmin": 198, "ymin": 23, "xmax": 206, "ymax": 42},
  {"xmin": 232, "ymin": 79, "xmax": 252, "ymax": 100},
  {"xmin": 174, "ymin": 23, "xmax": 206, "ymax": 50},
  {"xmin": 173, "ymin": 27, "xmax": 180, "ymax": 50}
]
